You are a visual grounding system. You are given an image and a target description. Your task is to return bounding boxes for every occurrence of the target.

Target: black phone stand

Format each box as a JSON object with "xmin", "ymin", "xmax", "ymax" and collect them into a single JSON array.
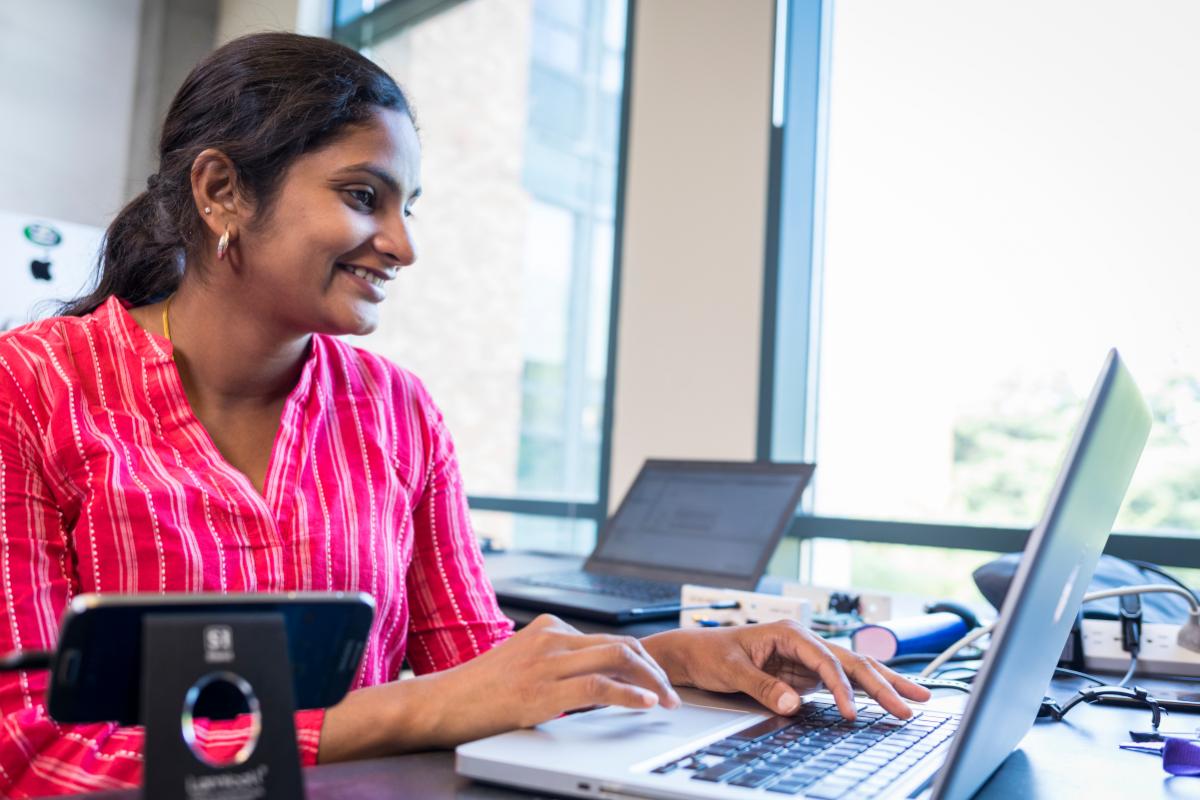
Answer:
[{"xmin": 140, "ymin": 611, "xmax": 305, "ymax": 799}]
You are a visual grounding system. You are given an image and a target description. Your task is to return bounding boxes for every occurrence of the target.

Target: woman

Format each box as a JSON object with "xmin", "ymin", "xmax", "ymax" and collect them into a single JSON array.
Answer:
[{"xmin": 0, "ymin": 32, "xmax": 928, "ymax": 795}]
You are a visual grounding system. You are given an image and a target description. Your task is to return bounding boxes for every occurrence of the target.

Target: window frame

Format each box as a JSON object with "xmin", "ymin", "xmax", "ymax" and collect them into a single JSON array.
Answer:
[
  {"xmin": 331, "ymin": 0, "xmax": 637, "ymax": 533},
  {"xmin": 763, "ymin": 0, "xmax": 1200, "ymax": 571}
]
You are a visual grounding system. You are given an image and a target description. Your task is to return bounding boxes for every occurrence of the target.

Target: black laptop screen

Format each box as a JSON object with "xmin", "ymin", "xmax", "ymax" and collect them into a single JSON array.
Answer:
[{"xmin": 590, "ymin": 464, "xmax": 809, "ymax": 579}]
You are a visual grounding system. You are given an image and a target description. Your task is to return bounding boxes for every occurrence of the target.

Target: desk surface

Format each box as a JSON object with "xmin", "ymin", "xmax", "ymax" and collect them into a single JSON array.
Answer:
[
  {"xmin": 74, "ymin": 698, "xmax": 1200, "ymax": 798},
  {"xmin": 65, "ymin": 551, "xmax": 1200, "ymax": 798}
]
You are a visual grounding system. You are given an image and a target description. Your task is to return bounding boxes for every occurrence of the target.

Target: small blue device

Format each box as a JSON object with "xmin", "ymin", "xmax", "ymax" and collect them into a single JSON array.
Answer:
[{"xmin": 850, "ymin": 612, "xmax": 968, "ymax": 661}]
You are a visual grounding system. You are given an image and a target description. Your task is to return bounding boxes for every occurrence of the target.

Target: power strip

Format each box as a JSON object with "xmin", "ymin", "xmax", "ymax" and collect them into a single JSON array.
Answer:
[
  {"xmin": 780, "ymin": 584, "xmax": 894, "ymax": 624},
  {"xmin": 1082, "ymin": 619, "xmax": 1200, "ymax": 678},
  {"xmin": 679, "ymin": 585, "xmax": 812, "ymax": 629}
]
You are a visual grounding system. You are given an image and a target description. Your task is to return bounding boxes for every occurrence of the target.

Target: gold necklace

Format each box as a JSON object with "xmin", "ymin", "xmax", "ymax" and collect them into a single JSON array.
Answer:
[{"xmin": 162, "ymin": 295, "xmax": 173, "ymax": 342}]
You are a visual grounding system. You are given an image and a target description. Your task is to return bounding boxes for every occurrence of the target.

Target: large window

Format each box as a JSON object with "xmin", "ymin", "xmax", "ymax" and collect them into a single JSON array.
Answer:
[
  {"xmin": 771, "ymin": 0, "xmax": 1200, "ymax": 592},
  {"xmin": 334, "ymin": 0, "xmax": 628, "ymax": 552}
]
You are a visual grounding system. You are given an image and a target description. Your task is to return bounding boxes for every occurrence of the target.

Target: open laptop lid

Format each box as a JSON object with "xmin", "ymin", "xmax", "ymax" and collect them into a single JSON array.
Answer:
[
  {"xmin": 932, "ymin": 350, "xmax": 1151, "ymax": 800},
  {"xmin": 585, "ymin": 460, "xmax": 815, "ymax": 590}
]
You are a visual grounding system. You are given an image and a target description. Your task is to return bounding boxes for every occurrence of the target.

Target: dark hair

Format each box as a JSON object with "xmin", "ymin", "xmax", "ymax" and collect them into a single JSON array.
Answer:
[{"xmin": 62, "ymin": 32, "xmax": 411, "ymax": 316}]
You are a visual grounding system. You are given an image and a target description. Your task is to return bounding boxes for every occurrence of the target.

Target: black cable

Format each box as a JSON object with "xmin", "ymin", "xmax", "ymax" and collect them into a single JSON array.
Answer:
[
  {"xmin": 1115, "ymin": 591, "xmax": 1142, "ymax": 689},
  {"xmin": 1045, "ymin": 685, "xmax": 1165, "ymax": 731},
  {"xmin": 884, "ymin": 650, "xmax": 983, "ymax": 668},
  {"xmin": 1053, "ymin": 667, "xmax": 1108, "ymax": 686},
  {"xmin": 0, "ymin": 651, "xmax": 54, "ymax": 672},
  {"xmin": 629, "ymin": 600, "xmax": 739, "ymax": 617},
  {"xmin": 932, "ymin": 665, "xmax": 1115, "ymax": 687}
]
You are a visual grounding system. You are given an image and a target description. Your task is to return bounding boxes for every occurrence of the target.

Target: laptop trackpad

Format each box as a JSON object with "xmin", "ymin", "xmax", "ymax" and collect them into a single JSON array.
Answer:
[
  {"xmin": 546, "ymin": 701, "xmax": 758, "ymax": 745},
  {"xmin": 456, "ymin": 690, "xmax": 770, "ymax": 781}
]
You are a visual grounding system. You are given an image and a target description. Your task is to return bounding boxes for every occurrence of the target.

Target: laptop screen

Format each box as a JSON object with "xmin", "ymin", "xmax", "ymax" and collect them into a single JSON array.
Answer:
[{"xmin": 590, "ymin": 462, "xmax": 812, "ymax": 580}]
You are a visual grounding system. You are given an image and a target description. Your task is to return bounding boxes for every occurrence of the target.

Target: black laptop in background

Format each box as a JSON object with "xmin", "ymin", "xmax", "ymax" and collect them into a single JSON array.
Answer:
[{"xmin": 492, "ymin": 460, "xmax": 815, "ymax": 624}]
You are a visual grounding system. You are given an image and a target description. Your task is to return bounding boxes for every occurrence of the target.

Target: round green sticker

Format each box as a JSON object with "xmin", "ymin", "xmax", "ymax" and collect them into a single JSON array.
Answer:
[{"xmin": 23, "ymin": 223, "xmax": 62, "ymax": 248}]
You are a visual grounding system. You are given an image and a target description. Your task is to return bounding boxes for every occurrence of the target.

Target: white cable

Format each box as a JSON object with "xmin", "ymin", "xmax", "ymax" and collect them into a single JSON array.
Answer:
[
  {"xmin": 919, "ymin": 624, "xmax": 995, "ymax": 677},
  {"xmin": 1117, "ymin": 654, "xmax": 1138, "ymax": 687},
  {"xmin": 1079, "ymin": 584, "xmax": 1199, "ymax": 614},
  {"xmin": 917, "ymin": 583, "xmax": 1200, "ymax": 678}
]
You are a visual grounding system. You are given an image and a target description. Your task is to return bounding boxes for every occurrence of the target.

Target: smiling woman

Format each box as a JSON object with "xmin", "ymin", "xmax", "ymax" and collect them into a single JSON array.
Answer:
[{"xmin": 0, "ymin": 30, "xmax": 927, "ymax": 798}]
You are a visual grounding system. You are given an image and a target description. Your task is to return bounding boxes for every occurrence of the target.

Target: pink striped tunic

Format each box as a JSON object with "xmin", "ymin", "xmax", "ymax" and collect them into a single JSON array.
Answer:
[{"xmin": 0, "ymin": 296, "xmax": 513, "ymax": 797}]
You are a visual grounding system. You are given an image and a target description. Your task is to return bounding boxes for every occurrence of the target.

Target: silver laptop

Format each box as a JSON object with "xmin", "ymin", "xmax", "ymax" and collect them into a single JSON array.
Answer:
[{"xmin": 457, "ymin": 350, "xmax": 1151, "ymax": 800}]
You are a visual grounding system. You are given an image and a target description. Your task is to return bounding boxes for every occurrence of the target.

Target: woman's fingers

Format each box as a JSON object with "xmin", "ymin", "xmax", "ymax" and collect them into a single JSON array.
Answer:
[
  {"xmin": 554, "ymin": 673, "xmax": 662, "ymax": 712},
  {"xmin": 725, "ymin": 656, "xmax": 808, "ymax": 716},
  {"xmin": 558, "ymin": 642, "xmax": 680, "ymax": 708},
  {"xmin": 524, "ymin": 620, "xmax": 681, "ymax": 711},
  {"xmin": 792, "ymin": 640, "xmax": 858, "ymax": 720},
  {"xmin": 876, "ymin": 662, "xmax": 933, "ymax": 703},
  {"xmin": 766, "ymin": 625, "xmax": 930, "ymax": 718},
  {"xmin": 754, "ymin": 626, "xmax": 857, "ymax": 719},
  {"xmin": 589, "ymin": 634, "xmax": 675, "ymax": 690},
  {"xmin": 754, "ymin": 623, "xmax": 927, "ymax": 720},
  {"xmin": 833, "ymin": 652, "xmax": 917, "ymax": 719}
]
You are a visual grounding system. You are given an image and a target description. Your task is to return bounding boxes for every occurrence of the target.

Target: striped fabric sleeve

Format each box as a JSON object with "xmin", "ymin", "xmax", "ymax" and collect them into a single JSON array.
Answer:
[
  {"xmin": 0, "ymin": 378, "xmax": 325, "ymax": 798},
  {"xmin": 0, "ymin": 390, "xmax": 147, "ymax": 796},
  {"xmin": 403, "ymin": 379, "xmax": 513, "ymax": 675},
  {"xmin": 187, "ymin": 710, "xmax": 324, "ymax": 768}
]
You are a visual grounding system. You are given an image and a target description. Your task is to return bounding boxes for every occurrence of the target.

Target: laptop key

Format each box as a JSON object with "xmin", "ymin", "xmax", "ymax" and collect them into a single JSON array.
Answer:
[
  {"xmin": 756, "ymin": 762, "xmax": 792, "ymax": 777},
  {"xmin": 692, "ymin": 761, "xmax": 748, "ymax": 783},
  {"xmin": 853, "ymin": 754, "xmax": 891, "ymax": 768},
  {"xmin": 766, "ymin": 782, "xmax": 807, "ymax": 795},
  {"xmin": 788, "ymin": 768, "xmax": 825, "ymax": 782},
  {"xmin": 729, "ymin": 769, "xmax": 778, "ymax": 788},
  {"xmin": 699, "ymin": 745, "xmax": 741, "ymax": 757},
  {"xmin": 830, "ymin": 767, "xmax": 873, "ymax": 784},
  {"xmin": 730, "ymin": 716, "xmax": 802, "ymax": 742},
  {"xmin": 805, "ymin": 779, "xmax": 857, "ymax": 799}
]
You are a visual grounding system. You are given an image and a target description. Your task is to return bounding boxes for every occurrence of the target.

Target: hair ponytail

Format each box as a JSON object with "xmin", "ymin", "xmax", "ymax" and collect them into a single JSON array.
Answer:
[
  {"xmin": 59, "ymin": 32, "xmax": 409, "ymax": 317},
  {"xmin": 60, "ymin": 182, "xmax": 183, "ymax": 316}
]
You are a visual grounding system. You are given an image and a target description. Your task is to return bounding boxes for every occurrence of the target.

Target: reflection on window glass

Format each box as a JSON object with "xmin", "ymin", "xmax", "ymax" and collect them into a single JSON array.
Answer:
[
  {"xmin": 350, "ymin": 0, "xmax": 626, "ymax": 539},
  {"xmin": 334, "ymin": 0, "xmax": 393, "ymax": 27},
  {"xmin": 815, "ymin": 1, "xmax": 1200, "ymax": 540}
]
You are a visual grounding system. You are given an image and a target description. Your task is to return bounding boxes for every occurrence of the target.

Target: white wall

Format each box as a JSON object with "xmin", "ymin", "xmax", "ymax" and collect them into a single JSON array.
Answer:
[
  {"xmin": 0, "ymin": 0, "xmax": 316, "ymax": 231},
  {"xmin": 216, "ymin": 0, "xmax": 330, "ymax": 44},
  {"xmin": 608, "ymin": 0, "xmax": 775, "ymax": 508},
  {"xmin": 127, "ymin": 0, "xmax": 220, "ymax": 200},
  {"xmin": 0, "ymin": 0, "xmax": 144, "ymax": 227}
]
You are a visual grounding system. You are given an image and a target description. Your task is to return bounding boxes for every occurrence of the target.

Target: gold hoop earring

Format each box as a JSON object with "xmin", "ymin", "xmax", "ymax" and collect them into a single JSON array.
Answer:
[{"xmin": 216, "ymin": 225, "xmax": 231, "ymax": 260}]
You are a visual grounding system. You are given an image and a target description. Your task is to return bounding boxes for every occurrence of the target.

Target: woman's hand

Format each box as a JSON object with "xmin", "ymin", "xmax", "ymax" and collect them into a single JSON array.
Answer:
[
  {"xmin": 320, "ymin": 614, "xmax": 681, "ymax": 761},
  {"xmin": 414, "ymin": 614, "xmax": 681, "ymax": 748},
  {"xmin": 642, "ymin": 620, "xmax": 931, "ymax": 720}
]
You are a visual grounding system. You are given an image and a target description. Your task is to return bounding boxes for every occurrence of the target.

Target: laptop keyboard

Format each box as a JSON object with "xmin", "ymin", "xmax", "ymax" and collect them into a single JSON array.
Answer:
[
  {"xmin": 517, "ymin": 571, "xmax": 679, "ymax": 603},
  {"xmin": 648, "ymin": 701, "xmax": 958, "ymax": 798}
]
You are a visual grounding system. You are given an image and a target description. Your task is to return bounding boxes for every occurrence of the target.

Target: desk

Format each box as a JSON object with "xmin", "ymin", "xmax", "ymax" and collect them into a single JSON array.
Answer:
[
  {"xmin": 73, "ymin": 699, "xmax": 1200, "ymax": 798},
  {"xmin": 65, "ymin": 551, "xmax": 1200, "ymax": 798}
]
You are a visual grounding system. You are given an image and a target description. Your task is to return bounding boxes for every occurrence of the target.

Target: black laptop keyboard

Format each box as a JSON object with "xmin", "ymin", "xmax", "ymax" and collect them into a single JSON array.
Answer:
[
  {"xmin": 649, "ymin": 701, "xmax": 958, "ymax": 798},
  {"xmin": 517, "ymin": 571, "xmax": 679, "ymax": 603}
]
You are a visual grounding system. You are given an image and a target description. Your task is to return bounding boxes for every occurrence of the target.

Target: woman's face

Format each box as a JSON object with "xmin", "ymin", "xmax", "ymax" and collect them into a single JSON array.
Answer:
[{"xmin": 234, "ymin": 108, "xmax": 422, "ymax": 338}]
